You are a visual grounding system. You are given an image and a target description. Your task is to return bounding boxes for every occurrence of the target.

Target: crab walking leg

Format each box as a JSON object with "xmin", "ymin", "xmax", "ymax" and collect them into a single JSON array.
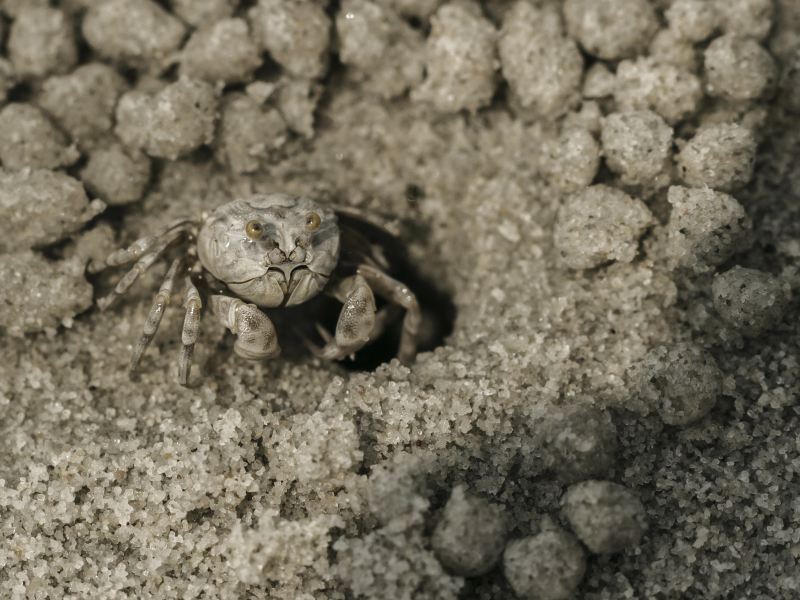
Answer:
[
  {"xmin": 209, "ymin": 295, "xmax": 280, "ymax": 360},
  {"xmin": 357, "ymin": 264, "xmax": 421, "ymax": 363},
  {"xmin": 98, "ymin": 231, "xmax": 190, "ymax": 311},
  {"xmin": 105, "ymin": 220, "xmax": 196, "ymax": 267},
  {"xmin": 178, "ymin": 277, "xmax": 202, "ymax": 386},
  {"xmin": 129, "ymin": 257, "xmax": 184, "ymax": 377},
  {"xmin": 315, "ymin": 274, "xmax": 377, "ymax": 360}
]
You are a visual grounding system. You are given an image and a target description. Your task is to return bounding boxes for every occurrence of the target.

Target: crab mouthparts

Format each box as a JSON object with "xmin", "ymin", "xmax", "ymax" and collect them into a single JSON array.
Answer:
[{"xmin": 268, "ymin": 264, "xmax": 310, "ymax": 294}]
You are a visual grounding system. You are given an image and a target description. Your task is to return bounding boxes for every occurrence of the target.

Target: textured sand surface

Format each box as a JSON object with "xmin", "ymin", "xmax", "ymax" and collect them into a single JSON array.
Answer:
[{"xmin": 1, "ymin": 0, "xmax": 800, "ymax": 598}]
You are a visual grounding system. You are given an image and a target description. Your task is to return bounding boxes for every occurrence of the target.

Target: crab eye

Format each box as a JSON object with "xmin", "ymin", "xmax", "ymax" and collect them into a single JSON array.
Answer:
[
  {"xmin": 305, "ymin": 212, "xmax": 321, "ymax": 231},
  {"xmin": 245, "ymin": 220, "xmax": 264, "ymax": 240}
]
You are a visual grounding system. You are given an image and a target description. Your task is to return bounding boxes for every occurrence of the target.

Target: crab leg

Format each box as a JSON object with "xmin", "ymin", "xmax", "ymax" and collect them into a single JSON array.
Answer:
[
  {"xmin": 177, "ymin": 277, "xmax": 202, "ymax": 386},
  {"xmin": 357, "ymin": 264, "xmax": 420, "ymax": 363},
  {"xmin": 98, "ymin": 228, "xmax": 192, "ymax": 311},
  {"xmin": 312, "ymin": 274, "xmax": 377, "ymax": 360},
  {"xmin": 129, "ymin": 257, "xmax": 185, "ymax": 377},
  {"xmin": 105, "ymin": 220, "xmax": 196, "ymax": 267},
  {"xmin": 209, "ymin": 295, "xmax": 280, "ymax": 360}
]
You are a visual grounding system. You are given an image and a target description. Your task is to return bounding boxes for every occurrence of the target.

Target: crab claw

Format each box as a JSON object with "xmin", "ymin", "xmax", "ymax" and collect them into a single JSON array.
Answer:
[
  {"xmin": 300, "ymin": 333, "xmax": 325, "ymax": 357},
  {"xmin": 301, "ymin": 325, "xmax": 356, "ymax": 360},
  {"xmin": 314, "ymin": 323, "xmax": 334, "ymax": 344}
]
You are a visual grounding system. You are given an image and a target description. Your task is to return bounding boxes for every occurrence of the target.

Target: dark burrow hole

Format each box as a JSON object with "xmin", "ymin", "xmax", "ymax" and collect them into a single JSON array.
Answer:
[{"xmin": 266, "ymin": 211, "xmax": 457, "ymax": 372}]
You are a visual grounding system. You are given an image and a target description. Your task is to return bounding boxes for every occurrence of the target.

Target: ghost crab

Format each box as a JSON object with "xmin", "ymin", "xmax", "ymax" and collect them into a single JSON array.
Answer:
[{"xmin": 99, "ymin": 193, "xmax": 421, "ymax": 385}]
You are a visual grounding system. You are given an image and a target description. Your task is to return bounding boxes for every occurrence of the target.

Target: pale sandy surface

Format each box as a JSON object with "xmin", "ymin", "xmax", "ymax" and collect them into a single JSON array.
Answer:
[{"xmin": 1, "ymin": 1, "xmax": 800, "ymax": 598}]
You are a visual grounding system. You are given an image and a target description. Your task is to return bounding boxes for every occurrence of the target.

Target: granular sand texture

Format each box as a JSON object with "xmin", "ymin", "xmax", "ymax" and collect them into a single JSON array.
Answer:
[{"xmin": 2, "ymin": 1, "xmax": 800, "ymax": 599}]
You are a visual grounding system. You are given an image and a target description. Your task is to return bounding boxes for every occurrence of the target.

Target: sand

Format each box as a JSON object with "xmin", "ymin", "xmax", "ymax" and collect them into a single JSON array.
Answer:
[{"xmin": 1, "ymin": 0, "xmax": 800, "ymax": 598}]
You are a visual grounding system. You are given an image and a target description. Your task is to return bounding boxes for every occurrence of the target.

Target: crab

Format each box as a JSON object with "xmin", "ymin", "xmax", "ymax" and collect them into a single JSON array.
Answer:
[{"xmin": 99, "ymin": 193, "xmax": 421, "ymax": 385}]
